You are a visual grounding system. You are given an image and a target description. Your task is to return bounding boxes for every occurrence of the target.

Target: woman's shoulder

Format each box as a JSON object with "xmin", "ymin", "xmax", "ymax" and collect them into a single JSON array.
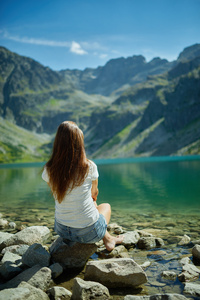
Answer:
[{"xmin": 88, "ymin": 160, "xmax": 99, "ymax": 179}]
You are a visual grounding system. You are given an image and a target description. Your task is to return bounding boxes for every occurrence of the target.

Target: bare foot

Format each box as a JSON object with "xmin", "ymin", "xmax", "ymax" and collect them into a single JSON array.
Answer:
[{"xmin": 103, "ymin": 234, "xmax": 124, "ymax": 252}]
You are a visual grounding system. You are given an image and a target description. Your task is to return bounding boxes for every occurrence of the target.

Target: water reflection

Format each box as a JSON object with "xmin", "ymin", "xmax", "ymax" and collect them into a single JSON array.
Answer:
[{"xmin": 0, "ymin": 159, "xmax": 200, "ymax": 215}]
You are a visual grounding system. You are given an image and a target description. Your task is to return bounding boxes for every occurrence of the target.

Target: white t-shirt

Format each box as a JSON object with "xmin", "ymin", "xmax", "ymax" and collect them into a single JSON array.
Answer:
[{"xmin": 42, "ymin": 160, "xmax": 99, "ymax": 228}]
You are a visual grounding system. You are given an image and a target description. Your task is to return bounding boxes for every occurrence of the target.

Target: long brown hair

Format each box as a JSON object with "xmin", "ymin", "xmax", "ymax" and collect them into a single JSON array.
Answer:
[{"xmin": 45, "ymin": 121, "xmax": 89, "ymax": 203}]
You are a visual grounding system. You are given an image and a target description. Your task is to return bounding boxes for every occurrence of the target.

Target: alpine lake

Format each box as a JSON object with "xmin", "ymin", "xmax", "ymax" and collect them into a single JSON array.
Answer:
[{"xmin": 0, "ymin": 155, "xmax": 200, "ymax": 298}]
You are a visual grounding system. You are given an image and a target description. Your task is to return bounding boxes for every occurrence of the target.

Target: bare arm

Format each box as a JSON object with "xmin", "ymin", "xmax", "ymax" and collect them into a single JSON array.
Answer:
[{"xmin": 91, "ymin": 178, "xmax": 99, "ymax": 202}]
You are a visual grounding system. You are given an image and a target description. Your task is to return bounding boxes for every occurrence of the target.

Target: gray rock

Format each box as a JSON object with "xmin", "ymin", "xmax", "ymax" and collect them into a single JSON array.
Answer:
[
  {"xmin": 47, "ymin": 286, "xmax": 72, "ymax": 300},
  {"xmin": 140, "ymin": 261, "xmax": 151, "ymax": 269},
  {"xmin": 0, "ymin": 218, "xmax": 8, "ymax": 228},
  {"xmin": 178, "ymin": 262, "xmax": 200, "ymax": 282},
  {"xmin": 84, "ymin": 258, "xmax": 147, "ymax": 288},
  {"xmin": 137, "ymin": 230, "xmax": 153, "ymax": 237},
  {"xmin": 72, "ymin": 277, "xmax": 110, "ymax": 300},
  {"xmin": 50, "ymin": 236, "xmax": 97, "ymax": 268},
  {"xmin": 184, "ymin": 282, "xmax": 200, "ymax": 296},
  {"xmin": 0, "ymin": 231, "xmax": 14, "ymax": 244},
  {"xmin": 178, "ymin": 234, "xmax": 191, "ymax": 246},
  {"xmin": 9, "ymin": 222, "xmax": 17, "ymax": 229},
  {"xmin": 99, "ymin": 245, "xmax": 129, "ymax": 259},
  {"xmin": 0, "ymin": 226, "xmax": 51, "ymax": 251},
  {"xmin": 107, "ymin": 223, "xmax": 124, "ymax": 234},
  {"xmin": 192, "ymin": 244, "xmax": 200, "ymax": 261},
  {"xmin": 1, "ymin": 251, "xmax": 22, "ymax": 264},
  {"xmin": 0, "ymin": 261, "xmax": 22, "ymax": 280},
  {"xmin": 137, "ymin": 237, "xmax": 164, "ymax": 250},
  {"xmin": 0, "ymin": 251, "xmax": 23, "ymax": 279},
  {"xmin": 18, "ymin": 281, "xmax": 50, "ymax": 299},
  {"xmin": 0, "ymin": 283, "xmax": 50, "ymax": 300},
  {"xmin": 22, "ymin": 243, "xmax": 50, "ymax": 267},
  {"xmin": 180, "ymin": 257, "xmax": 190, "ymax": 265},
  {"xmin": 124, "ymin": 294, "xmax": 187, "ymax": 299},
  {"xmin": 2, "ymin": 244, "xmax": 29, "ymax": 256},
  {"xmin": 0, "ymin": 287, "xmax": 32, "ymax": 300},
  {"xmin": 49, "ymin": 263, "xmax": 63, "ymax": 279},
  {"xmin": 161, "ymin": 271, "xmax": 177, "ymax": 280},
  {"xmin": 122, "ymin": 231, "xmax": 140, "ymax": 248},
  {"xmin": 0, "ymin": 265, "xmax": 52, "ymax": 291}
]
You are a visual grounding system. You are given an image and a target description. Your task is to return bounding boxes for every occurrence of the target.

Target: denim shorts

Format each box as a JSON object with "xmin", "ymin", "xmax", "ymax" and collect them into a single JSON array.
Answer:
[{"xmin": 54, "ymin": 214, "xmax": 107, "ymax": 244}]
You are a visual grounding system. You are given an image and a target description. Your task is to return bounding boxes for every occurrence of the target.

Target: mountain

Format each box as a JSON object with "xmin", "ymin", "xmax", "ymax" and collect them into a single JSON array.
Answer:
[{"xmin": 0, "ymin": 44, "xmax": 200, "ymax": 163}]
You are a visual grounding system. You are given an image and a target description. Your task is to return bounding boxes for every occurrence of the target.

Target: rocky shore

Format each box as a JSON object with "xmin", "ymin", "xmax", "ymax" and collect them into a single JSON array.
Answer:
[{"xmin": 0, "ymin": 209, "xmax": 200, "ymax": 299}]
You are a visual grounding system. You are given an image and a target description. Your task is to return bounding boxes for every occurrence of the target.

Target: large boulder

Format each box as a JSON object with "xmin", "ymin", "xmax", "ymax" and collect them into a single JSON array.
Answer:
[
  {"xmin": 0, "ymin": 226, "xmax": 51, "ymax": 251},
  {"xmin": 50, "ymin": 236, "xmax": 97, "ymax": 268},
  {"xmin": 72, "ymin": 277, "xmax": 110, "ymax": 300},
  {"xmin": 0, "ymin": 232, "xmax": 14, "ymax": 244},
  {"xmin": 84, "ymin": 258, "xmax": 147, "ymax": 288},
  {"xmin": 22, "ymin": 243, "xmax": 50, "ymax": 267}
]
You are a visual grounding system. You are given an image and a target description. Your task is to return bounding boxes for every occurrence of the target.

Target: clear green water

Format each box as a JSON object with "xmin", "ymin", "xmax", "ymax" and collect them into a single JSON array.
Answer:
[{"xmin": 0, "ymin": 156, "xmax": 200, "ymax": 216}]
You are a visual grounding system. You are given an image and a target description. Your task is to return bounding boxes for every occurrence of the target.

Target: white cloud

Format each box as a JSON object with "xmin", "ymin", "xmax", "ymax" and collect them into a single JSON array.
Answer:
[
  {"xmin": 2, "ymin": 31, "xmax": 71, "ymax": 47},
  {"xmin": 70, "ymin": 41, "xmax": 88, "ymax": 55},
  {"xmin": 99, "ymin": 54, "xmax": 108, "ymax": 59}
]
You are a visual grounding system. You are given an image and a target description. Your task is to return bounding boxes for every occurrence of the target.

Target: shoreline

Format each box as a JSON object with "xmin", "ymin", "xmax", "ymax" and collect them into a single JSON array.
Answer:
[{"xmin": 0, "ymin": 207, "xmax": 200, "ymax": 298}]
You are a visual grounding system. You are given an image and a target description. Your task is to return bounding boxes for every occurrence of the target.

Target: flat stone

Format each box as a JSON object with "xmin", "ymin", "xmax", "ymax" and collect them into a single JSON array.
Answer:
[
  {"xmin": 22, "ymin": 243, "xmax": 50, "ymax": 267},
  {"xmin": 84, "ymin": 258, "xmax": 148, "ymax": 288},
  {"xmin": 184, "ymin": 282, "xmax": 200, "ymax": 297},
  {"xmin": 47, "ymin": 286, "xmax": 72, "ymax": 300},
  {"xmin": 0, "ymin": 226, "xmax": 51, "ymax": 251},
  {"xmin": 50, "ymin": 236, "xmax": 97, "ymax": 268},
  {"xmin": 72, "ymin": 277, "xmax": 110, "ymax": 300}
]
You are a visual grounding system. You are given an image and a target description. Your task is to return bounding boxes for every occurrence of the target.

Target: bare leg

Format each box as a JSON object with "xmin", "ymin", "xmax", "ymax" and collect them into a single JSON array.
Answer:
[{"xmin": 97, "ymin": 203, "xmax": 123, "ymax": 251}]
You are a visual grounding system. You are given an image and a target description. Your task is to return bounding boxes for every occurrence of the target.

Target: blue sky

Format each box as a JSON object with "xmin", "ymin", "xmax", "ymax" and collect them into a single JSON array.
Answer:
[{"xmin": 0, "ymin": 0, "xmax": 199, "ymax": 70}]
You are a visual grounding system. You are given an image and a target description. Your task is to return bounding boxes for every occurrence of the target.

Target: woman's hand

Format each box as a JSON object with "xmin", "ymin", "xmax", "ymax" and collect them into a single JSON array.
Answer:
[{"xmin": 91, "ymin": 179, "xmax": 99, "ymax": 202}]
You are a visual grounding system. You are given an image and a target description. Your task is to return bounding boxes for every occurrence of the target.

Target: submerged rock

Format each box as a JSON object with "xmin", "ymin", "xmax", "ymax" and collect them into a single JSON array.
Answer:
[
  {"xmin": 161, "ymin": 271, "xmax": 177, "ymax": 280},
  {"xmin": 178, "ymin": 260, "xmax": 200, "ymax": 282},
  {"xmin": 84, "ymin": 258, "xmax": 148, "ymax": 288},
  {"xmin": 124, "ymin": 294, "xmax": 187, "ymax": 299},
  {"xmin": 50, "ymin": 236, "xmax": 97, "ymax": 268},
  {"xmin": 184, "ymin": 282, "xmax": 200, "ymax": 297},
  {"xmin": 72, "ymin": 277, "xmax": 110, "ymax": 300}
]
